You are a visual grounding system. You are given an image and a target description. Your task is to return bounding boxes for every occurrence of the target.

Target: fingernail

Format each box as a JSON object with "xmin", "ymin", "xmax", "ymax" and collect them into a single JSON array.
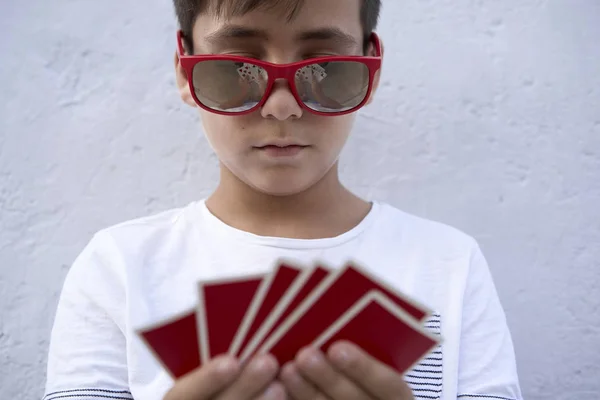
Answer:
[
  {"xmin": 280, "ymin": 362, "xmax": 293, "ymax": 375},
  {"xmin": 252, "ymin": 354, "xmax": 278, "ymax": 373},
  {"xmin": 280, "ymin": 362, "xmax": 299, "ymax": 381},
  {"xmin": 215, "ymin": 356, "xmax": 239, "ymax": 374},
  {"xmin": 299, "ymin": 347, "xmax": 324, "ymax": 367},
  {"xmin": 329, "ymin": 343, "xmax": 352, "ymax": 367}
]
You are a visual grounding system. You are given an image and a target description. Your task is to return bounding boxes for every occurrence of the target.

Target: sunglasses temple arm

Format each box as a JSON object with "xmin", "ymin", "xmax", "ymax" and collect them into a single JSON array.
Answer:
[
  {"xmin": 370, "ymin": 32, "xmax": 382, "ymax": 57},
  {"xmin": 177, "ymin": 30, "xmax": 187, "ymax": 57}
]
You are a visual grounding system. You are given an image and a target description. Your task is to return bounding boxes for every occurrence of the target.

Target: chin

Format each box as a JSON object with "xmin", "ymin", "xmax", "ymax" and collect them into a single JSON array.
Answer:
[{"xmin": 249, "ymin": 176, "xmax": 317, "ymax": 197}]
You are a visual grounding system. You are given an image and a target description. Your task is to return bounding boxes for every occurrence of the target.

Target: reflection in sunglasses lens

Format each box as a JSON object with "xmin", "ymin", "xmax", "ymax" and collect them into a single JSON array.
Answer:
[
  {"xmin": 295, "ymin": 61, "xmax": 369, "ymax": 113},
  {"xmin": 191, "ymin": 60, "xmax": 369, "ymax": 113},
  {"xmin": 192, "ymin": 60, "xmax": 268, "ymax": 112}
]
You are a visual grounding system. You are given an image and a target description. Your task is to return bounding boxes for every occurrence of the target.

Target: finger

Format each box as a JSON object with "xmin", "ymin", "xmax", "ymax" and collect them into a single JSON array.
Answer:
[
  {"xmin": 296, "ymin": 347, "xmax": 369, "ymax": 400},
  {"xmin": 327, "ymin": 341, "xmax": 414, "ymax": 400},
  {"xmin": 217, "ymin": 354, "xmax": 279, "ymax": 400},
  {"xmin": 164, "ymin": 355, "xmax": 240, "ymax": 400},
  {"xmin": 280, "ymin": 362, "xmax": 327, "ymax": 400},
  {"xmin": 252, "ymin": 381, "xmax": 287, "ymax": 400}
]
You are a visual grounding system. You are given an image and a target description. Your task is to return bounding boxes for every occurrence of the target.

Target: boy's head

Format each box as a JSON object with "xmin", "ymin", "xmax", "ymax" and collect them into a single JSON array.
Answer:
[
  {"xmin": 174, "ymin": 0, "xmax": 381, "ymax": 55},
  {"xmin": 174, "ymin": 0, "xmax": 383, "ymax": 196}
]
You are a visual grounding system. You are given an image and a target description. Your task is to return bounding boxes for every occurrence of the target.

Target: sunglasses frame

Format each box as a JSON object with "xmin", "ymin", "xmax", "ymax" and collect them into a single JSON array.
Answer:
[{"xmin": 176, "ymin": 30, "xmax": 382, "ymax": 116}]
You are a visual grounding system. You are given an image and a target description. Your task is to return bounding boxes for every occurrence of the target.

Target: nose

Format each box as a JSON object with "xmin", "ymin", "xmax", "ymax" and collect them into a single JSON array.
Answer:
[{"xmin": 260, "ymin": 79, "xmax": 303, "ymax": 121}]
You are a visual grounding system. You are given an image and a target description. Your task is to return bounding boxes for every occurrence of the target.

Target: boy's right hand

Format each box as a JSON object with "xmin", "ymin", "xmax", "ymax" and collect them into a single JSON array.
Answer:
[{"xmin": 164, "ymin": 354, "xmax": 286, "ymax": 400}]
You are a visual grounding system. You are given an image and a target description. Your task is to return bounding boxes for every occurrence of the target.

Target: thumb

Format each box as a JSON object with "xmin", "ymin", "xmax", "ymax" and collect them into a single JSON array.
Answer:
[{"xmin": 164, "ymin": 355, "xmax": 240, "ymax": 400}]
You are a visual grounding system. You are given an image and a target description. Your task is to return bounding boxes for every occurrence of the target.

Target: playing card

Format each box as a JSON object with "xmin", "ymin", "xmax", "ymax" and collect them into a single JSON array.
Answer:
[
  {"xmin": 296, "ymin": 64, "xmax": 327, "ymax": 83},
  {"xmin": 197, "ymin": 273, "xmax": 263, "ymax": 363},
  {"xmin": 237, "ymin": 63, "xmax": 264, "ymax": 82},
  {"xmin": 229, "ymin": 262, "xmax": 303, "ymax": 357},
  {"xmin": 313, "ymin": 290, "xmax": 441, "ymax": 374},
  {"xmin": 138, "ymin": 308, "xmax": 200, "ymax": 379},
  {"xmin": 240, "ymin": 265, "xmax": 330, "ymax": 361},
  {"xmin": 257, "ymin": 262, "xmax": 432, "ymax": 363}
]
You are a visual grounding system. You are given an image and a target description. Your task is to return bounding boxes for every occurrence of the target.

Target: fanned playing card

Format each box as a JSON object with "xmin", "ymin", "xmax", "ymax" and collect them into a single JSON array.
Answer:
[
  {"xmin": 197, "ymin": 273, "xmax": 263, "ymax": 362},
  {"xmin": 229, "ymin": 263, "xmax": 303, "ymax": 357},
  {"xmin": 240, "ymin": 265, "xmax": 330, "ymax": 361},
  {"xmin": 313, "ymin": 290, "xmax": 441, "ymax": 374},
  {"xmin": 137, "ymin": 308, "xmax": 200, "ymax": 379},
  {"xmin": 139, "ymin": 259, "xmax": 444, "ymax": 381},
  {"xmin": 257, "ymin": 262, "xmax": 432, "ymax": 365}
]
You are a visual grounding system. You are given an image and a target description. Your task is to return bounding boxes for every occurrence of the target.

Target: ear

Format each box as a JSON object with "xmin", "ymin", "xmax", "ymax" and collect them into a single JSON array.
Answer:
[
  {"xmin": 366, "ymin": 37, "xmax": 384, "ymax": 106},
  {"xmin": 174, "ymin": 51, "xmax": 198, "ymax": 108}
]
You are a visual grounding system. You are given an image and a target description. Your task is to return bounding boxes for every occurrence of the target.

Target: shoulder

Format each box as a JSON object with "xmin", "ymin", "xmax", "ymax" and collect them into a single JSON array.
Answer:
[
  {"xmin": 65, "ymin": 202, "xmax": 201, "ymax": 290},
  {"xmin": 100, "ymin": 202, "xmax": 195, "ymax": 243},
  {"xmin": 97, "ymin": 201, "xmax": 201, "ymax": 255},
  {"xmin": 373, "ymin": 201, "xmax": 478, "ymax": 256}
]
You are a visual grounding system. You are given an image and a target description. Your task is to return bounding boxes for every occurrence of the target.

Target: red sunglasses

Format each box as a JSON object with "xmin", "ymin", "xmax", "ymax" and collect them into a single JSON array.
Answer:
[{"xmin": 177, "ymin": 30, "xmax": 382, "ymax": 116}]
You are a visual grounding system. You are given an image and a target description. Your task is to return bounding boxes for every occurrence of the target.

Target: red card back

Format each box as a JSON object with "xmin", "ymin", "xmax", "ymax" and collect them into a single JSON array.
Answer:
[
  {"xmin": 241, "ymin": 266, "xmax": 329, "ymax": 360},
  {"xmin": 233, "ymin": 264, "xmax": 301, "ymax": 356},
  {"xmin": 139, "ymin": 310, "xmax": 200, "ymax": 379},
  {"xmin": 260, "ymin": 263, "xmax": 430, "ymax": 365},
  {"xmin": 315, "ymin": 292, "xmax": 440, "ymax": 374},
  {"xmin": 199, "ymin": 275, "xmax": 262, "ymax": 361}
]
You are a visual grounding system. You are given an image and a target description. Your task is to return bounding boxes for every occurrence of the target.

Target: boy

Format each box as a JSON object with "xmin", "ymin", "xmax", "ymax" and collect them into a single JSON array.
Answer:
[{"xmin": 43, "ymin": 0, "xmax": 523, "ymax": 399}]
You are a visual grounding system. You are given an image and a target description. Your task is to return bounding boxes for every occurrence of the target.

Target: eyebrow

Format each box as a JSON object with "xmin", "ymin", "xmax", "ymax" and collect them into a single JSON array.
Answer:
[
  {"xmin": 296, "ymin": 27, "xmax": 358, "ymax": 48},
  {"xmin": 204, "ymin": 25, "xmax": 269, "ymax": 45},
  {"xmin": 204, "ymin": 24, "xmax": 358, "ymax": 48}
]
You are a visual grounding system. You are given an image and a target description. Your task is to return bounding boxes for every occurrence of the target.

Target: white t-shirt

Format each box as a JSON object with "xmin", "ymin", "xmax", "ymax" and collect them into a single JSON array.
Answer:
[{"xmin": 43, "ymin": 200, "xmax": 523, "ymax": 400}]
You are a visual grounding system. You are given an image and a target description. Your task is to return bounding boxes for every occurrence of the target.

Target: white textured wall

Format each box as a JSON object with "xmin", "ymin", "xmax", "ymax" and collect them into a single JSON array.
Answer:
[{"xmin": 1, "ymin": 1, "xmax": 599, "ymax": 399}]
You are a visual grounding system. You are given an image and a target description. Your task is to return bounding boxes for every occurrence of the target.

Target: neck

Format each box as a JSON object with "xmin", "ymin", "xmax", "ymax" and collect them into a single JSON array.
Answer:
[{"xmin": 205, "ymin": 163, "xmax": 371, "ymax": 239}]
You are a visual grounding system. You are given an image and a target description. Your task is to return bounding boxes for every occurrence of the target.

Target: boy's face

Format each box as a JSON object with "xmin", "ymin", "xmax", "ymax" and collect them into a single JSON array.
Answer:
[{"xmin": 176, "ymin": 0, "xmax": 381, "ymax": 196}]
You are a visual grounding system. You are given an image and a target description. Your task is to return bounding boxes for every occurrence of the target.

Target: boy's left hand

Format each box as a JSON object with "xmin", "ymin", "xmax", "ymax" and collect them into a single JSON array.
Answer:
[{"xmin": 280, "ymin": 341, "xmax": 414, "ymax": 400}]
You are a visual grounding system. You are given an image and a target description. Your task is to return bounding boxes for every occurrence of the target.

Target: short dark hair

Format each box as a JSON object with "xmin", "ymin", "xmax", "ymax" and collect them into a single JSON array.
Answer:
[{"xmin": 173, "ymin": 0, "xmax": 381, "ymax": 54}]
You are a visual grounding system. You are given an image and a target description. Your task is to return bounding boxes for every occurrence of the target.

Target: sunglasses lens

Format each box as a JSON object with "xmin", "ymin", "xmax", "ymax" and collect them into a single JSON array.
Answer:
[
  {"xmin": 295, "ymin": 61, "xmax": 370, "ymax": 113},
  {"xmin": 192, "ymin": 60, "xmax": 268, "ymax": 113}
]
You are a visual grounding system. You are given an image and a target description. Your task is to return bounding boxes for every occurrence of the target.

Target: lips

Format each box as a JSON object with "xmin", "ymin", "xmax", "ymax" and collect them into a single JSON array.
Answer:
[{"xmin": 255, "ymin": 144, "xmax": 308, "ymax": 157}]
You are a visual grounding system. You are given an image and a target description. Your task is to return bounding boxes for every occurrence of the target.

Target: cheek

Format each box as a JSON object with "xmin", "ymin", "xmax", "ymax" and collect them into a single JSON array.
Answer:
[
  {"xmin": 313, "ymin": 114, "xmax": 355, "ymax": 154},
  {"xmin": 199, "ymin": 112, "xmax": 248, "ymax": 157}
]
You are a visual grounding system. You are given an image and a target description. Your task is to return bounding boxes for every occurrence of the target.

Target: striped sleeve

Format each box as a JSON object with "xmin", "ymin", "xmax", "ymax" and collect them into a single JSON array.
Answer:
[
  {"xmin": 405, "ymin": 313, "xmax": 444, "ymax": 399},
  {"xmin": 43, "ymin": 388, "xmax": 133, "ymax": 400},
  {"xmin": 458, "ymin": 395, "xmax": 520, "ymax": 400}
]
